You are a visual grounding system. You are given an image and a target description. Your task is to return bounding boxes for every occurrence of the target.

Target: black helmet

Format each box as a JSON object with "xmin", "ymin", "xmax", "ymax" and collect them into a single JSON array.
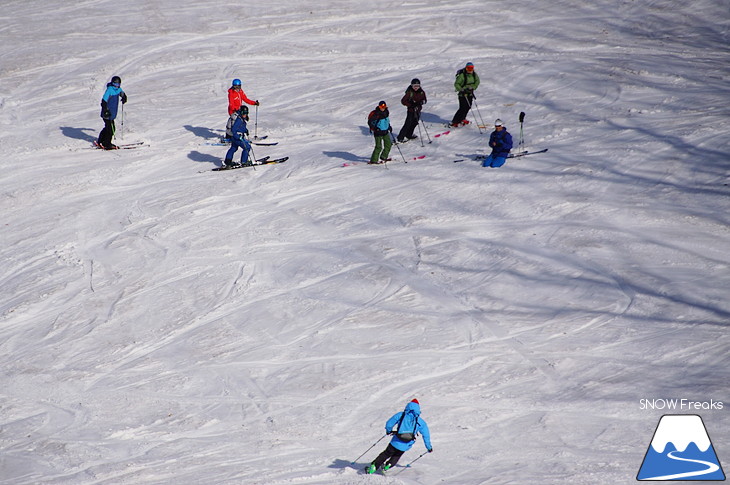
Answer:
[
  {"xmin": 238, "ymin": 106, "xmax": 249, "ymax": 116},
  {"xmin": 111, "ymin": 75, "xmax": 121, "ymax": 85}
]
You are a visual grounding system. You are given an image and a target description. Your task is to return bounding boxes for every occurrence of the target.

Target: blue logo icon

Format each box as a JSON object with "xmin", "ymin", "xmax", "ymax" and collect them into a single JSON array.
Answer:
[{"xmin": 637, "ymin": 415, "xmax": 725, "ymax": 481}]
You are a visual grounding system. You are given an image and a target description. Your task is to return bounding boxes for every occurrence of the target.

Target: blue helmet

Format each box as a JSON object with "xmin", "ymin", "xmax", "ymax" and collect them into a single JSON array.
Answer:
[{"xmin": 232, "ymin": 78, "xmax": 242, "ymax": 87}]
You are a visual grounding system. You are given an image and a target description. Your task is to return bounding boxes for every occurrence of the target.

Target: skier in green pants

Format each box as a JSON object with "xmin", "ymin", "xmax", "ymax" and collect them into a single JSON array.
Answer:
[{"xmin": 367, "ymin": 100, "xmax": 393, "ymax": 164}]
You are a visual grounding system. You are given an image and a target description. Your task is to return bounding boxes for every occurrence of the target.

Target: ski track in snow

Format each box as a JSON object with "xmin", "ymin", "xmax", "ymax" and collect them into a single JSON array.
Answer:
[{"xmin": 1, "ymin": 0, "xmax": 729, "ymax": 484}]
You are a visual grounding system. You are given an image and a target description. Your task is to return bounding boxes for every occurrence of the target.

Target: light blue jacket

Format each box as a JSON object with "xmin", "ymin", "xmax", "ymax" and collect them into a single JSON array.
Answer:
[
  {"xmin": 100, "ymin": 84, "xmax": 126, "ymax": 120},
  {"xmin": 384, "ymin": 401, "xmax": 432, "ymax": 452}
]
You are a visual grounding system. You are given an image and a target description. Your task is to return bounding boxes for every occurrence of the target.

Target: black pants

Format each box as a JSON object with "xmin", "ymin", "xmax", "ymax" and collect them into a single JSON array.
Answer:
[
  {"xmin": 397, "ymin": 109, "xmax": 421, "ymax": 141},
  {"xmin": 98, "ymin": 119, "xmax": 116, "ymax": 148},
  {"xmin": 372, "ymin": 443, "xmax": 405, "ymax": 469},
  {"xmin": 451, "ymin": 93, "xmax": 474, "ymax": 125}
]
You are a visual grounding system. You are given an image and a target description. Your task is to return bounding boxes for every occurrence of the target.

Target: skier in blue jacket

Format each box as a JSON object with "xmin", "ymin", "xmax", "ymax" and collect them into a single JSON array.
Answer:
[
  {"xmin": 367, "ymin": 399, "xmax": 433, "ymax": 474},
  {"xmin": 482, "ymin": 119, "xmax": 513, "ymax": 168},
  {"xmin": 223, "ymin": 106, "xmax": 252, "ymax": 167},
  {"xmin": 97, "ymin": 75, "xmax": 127, "ymax": 149}
]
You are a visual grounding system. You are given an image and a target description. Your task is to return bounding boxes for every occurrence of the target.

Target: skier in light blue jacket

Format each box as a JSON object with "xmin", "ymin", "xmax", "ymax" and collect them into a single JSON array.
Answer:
[
  {"xmin": 367, "ymin": 399, "xmax": 433, "ymax": 474},
  {"xmin": 97, "ymin": 75, "xmax": 127, "ymax": 149}
]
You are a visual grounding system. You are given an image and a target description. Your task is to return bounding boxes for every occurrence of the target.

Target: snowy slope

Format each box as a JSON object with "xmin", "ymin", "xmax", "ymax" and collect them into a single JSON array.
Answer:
[{"xmin": 1, "ymin": 1, "xmax": 729, "ymax": 484}]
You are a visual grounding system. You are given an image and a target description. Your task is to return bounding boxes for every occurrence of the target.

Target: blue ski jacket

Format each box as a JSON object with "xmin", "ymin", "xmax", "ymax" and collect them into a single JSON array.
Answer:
[
  {"xmin": 384, "ymin": 401, "xmax": 432, "ymax": 452},
  {"xmin": 100, "ymin": 83, "xmax": 126, "ymax": 120},
  {"xmin": 230, "ymin": 115, "xmax": 249, "ymax": 141},
  {"xmin": 489, "ymin": 128, "xmax": 513, "ymax": 158}
]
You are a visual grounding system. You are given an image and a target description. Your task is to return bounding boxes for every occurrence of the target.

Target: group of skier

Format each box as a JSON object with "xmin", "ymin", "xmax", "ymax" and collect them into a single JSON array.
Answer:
[
  {"xmin": 365, "ymin": 61, "xmax": 513, "ymax": 166},
  {"xmin": 96, "ymin": 60, "xmax": 512, "ymax": 168}
]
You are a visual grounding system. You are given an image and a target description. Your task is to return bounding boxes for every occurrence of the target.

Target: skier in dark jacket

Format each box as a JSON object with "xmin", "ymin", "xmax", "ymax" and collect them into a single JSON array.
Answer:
[
  {"xmin": 223, "ymin": 106, "xmax": 252, "ymax": 167},
  {"xmin": 367, "ymin": 399, "xmax": 433, "ymax": 474},
  {"xmin": 482, "ymin": 119, "xmax": 513, "ymax": 167},
  {"xmin": 367, "ymin": 101, "xmax": 393, "ymax": 164},
  {"xmin": 97, "ymin": 75, "xmax": 127, "ymax": 149},
  {"xmin": 396, "ymin": 79, "xmax": 427, "ymax": 143}
]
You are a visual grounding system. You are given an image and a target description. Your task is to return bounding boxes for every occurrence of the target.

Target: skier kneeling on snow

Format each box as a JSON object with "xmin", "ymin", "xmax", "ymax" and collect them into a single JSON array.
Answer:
[
  {"xmin": 367, "ymin": 399, "xmax": 433, "ymax": 474},
  {"xmin": 223, "ymin": 106, "xmax": 252, "ymax": 168},
  {"xmin": 482, "ymin": 118, "xmax": 513, "ymax": 168}
]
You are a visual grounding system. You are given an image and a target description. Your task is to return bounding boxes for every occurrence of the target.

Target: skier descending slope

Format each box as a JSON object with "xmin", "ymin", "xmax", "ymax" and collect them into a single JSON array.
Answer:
[{"xmin": 367, "ymin": 399, "xmax": 433, "ymax": 474}]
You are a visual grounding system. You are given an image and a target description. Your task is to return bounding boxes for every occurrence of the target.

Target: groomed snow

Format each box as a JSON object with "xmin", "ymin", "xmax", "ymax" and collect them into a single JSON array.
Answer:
[{"xmin": 1, "ymin": 1, "xmax": 728, "ymax": 484}]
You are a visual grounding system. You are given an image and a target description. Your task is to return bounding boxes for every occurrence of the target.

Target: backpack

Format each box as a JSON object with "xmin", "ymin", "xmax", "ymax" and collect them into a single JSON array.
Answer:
[
  {"xmin": 395, "ymin": 411, "xmax": 419, "ymax": 442},
  {"xmin": 367, "ymin": 109, "xmax": 378, "ymax": 131}
]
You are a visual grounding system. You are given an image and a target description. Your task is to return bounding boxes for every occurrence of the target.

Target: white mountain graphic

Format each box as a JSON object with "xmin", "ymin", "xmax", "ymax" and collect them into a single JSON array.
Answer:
[
  {"xmin": 651, "ymin": 415, "xmax": 711, "ymax": 453},
  {"xmin": 638, "ymin": 414, "xmax": 725, "ymax": 481}
]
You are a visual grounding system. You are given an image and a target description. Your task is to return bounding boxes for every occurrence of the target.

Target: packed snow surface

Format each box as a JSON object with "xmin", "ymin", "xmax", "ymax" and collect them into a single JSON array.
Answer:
[{"xmin": 1, "ymin": 1, "xmax": 728, "ymax": 484}]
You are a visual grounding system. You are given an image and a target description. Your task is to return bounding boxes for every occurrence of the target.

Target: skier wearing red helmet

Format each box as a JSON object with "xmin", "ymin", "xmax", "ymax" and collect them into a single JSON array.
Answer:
[{"xmin": 366, "ymin": 399, "xmax": 433, "ymax": 474}]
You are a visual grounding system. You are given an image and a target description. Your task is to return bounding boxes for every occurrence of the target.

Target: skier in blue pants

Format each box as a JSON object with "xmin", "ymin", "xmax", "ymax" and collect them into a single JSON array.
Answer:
[
  {"xmin": 367, "ymin": 399, "xmax": 433, "ymax": 474},
  {"xmin": 224, "ymin": 106, "xmax": 252, "ymax": 167},
  {"xmin": 482, "ymin": 119, "xmax": 513, "ymax": 168}
]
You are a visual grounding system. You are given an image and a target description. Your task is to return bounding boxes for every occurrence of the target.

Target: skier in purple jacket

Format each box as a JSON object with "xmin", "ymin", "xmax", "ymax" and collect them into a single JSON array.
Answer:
[{"xmin": 482, "ymin": 119, "xmax": 513, "ymax": 167}]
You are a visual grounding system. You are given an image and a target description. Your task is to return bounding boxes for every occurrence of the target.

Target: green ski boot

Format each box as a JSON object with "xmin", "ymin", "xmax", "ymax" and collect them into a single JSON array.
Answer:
[
  {"xmin": 382, "ymin": 464, "xmax": 392, "ymax": 473},
  {"xmin": 365, "ymin": 464, "xmax": 376, "ymax": 474}
]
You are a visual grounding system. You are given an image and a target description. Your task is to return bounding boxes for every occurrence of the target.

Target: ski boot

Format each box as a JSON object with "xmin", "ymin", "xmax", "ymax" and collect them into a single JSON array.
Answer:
[{"xmin": 365, "ymin": 464, "xmax": 376, "ymax": 474}]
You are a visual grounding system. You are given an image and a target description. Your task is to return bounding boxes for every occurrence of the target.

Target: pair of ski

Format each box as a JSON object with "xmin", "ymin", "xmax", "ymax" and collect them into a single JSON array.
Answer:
[
  {"xmin": 210, "ymin": 156, "xmax": 289, "ymax": 171},
  {"xmin": 453, "ymin": 148, "xmax": 548, "ymax": 163},
  {"xmin": 342, "ymin": 155, "xmax": 426, "ymax": 167},
  {"xmin": 92, "ymin": 141, "xmax": 146, "ymax": 150}
]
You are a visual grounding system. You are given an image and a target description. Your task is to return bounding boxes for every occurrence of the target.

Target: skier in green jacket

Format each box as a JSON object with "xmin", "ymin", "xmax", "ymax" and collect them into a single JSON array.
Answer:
[{"xmin": 450, "ymin": 62, "xmax": 480, "ymax": 127}]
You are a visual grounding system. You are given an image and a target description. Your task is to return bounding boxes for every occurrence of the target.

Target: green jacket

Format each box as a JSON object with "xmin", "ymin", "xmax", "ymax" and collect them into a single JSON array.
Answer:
[{"xmin": 454, "ymin": 70, "xmax": 480, "ymax": 93}]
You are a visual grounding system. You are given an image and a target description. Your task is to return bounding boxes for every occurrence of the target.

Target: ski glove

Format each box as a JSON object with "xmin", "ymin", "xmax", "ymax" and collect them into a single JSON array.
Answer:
[
  {"xmin": 428, "ymin": 448, "xmax": 433, "ymax": 453},
  {"xmin": 121, "ymin": 93, "xmax": 128, "ymax": 104}
]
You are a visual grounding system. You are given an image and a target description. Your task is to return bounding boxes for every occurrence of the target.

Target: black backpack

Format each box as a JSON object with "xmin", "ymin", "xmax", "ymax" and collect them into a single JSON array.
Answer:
[{"xmin": 395, "ymin": 411, "xmax": 419, "ymax": 442}]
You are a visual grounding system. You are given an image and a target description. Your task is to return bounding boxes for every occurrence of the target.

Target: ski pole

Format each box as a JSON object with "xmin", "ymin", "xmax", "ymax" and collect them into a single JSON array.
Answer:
[
  {"xmin": 518, "ymin": 111, "xmax": 526, "ymax": 152},
  {"xmin": 391, "ymin": 133, "xmax": 407, "ymax": 164},
  {"xmin": 416, "ymin": 122, "xmax": 424, "ymax": 147},
  {"xmin": 419, "ymin": 119, "xmax": 432, "ymax": 144},
  {"xmin": 468, "ymin": 95, "xmax": 482, "ymax": 134},
  {"xmin": 247, "ymin": 138, "xmax": 257, "ymax": 170},
  {"xmin": 472, "ymin": 96, "xmax": 486, "ymax": 133},
  {"xmin": 393, "ymin": 450, "xmax": 429, "ymax": 475},
  {"xmin": 404, "ymin": 451, "xmax": 429, "ymax": 468},
  {"xmin": 350, "ymin": 434, "xmax": 388, "ymax": 465},
  {"xmin": 254, "ymin": 104, "xmax": 259, "ymax": 139},
  {"xmin": 120, "ymin": 103, "xmax": 124, "ymax": 141}
]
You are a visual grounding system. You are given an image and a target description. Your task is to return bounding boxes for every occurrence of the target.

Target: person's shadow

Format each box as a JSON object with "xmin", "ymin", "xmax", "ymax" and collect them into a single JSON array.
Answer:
[
  {"xmin": 322, "ymin": 151, "xmax": 368, "ymax": 162},
  {"xmin": 421, "ymin": 112, "xmax": 449, "ymax": 125},
  {"xmin": 59, "ymin": 126, "xmax": 97, "ymax": 142},
  {"xmin": 188, "ymin": 150, "xmax": 222, "ymax": 167},
  {"xmin": 328, "ymin": 458, "xmax": 362, "ymax": 472},
  {"xmin": 184, "ymin": 125, "xmax": 222, "ymax": 140}
]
